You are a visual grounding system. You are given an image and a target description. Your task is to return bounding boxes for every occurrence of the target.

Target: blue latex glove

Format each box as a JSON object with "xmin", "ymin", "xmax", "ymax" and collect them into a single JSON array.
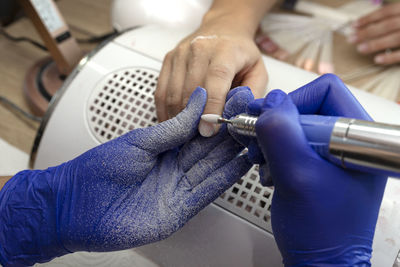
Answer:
[
  {"xmin": 253, "ymin": 74, "xmax": 387, "ymax": 266},
  {"xmin": 0, "ymin": 86, "xmax": 253, "ymax": 266}
]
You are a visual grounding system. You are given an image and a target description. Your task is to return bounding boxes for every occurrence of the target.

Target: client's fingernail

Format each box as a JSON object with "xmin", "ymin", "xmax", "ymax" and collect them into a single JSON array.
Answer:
[
  {"xmin": 352, "ymin": 21, "xmax": 360, "ymax": 28},
  {"xmin": 374, "ymin": 55, "xmax": 385, "ymax": 64},
  {"xmin": 199, "ymin": 121, "xmax": 216, "ymax": 137},
  {"xmin": 357, "ymin": 43, "xmax": 368, "ymax": 53},
  {"xmin": 277, "ymin": 50, "xmax": 289, "ymax": 60},
  {"xmin": 260, "ymin": 40, "xmax": 278, "ymax": 53},
  {"xmin": 347, "ymin": 34, "xmax": 357, "ymax": 44},
  {"xmin": 264, "ymin": 90, "xmax": 286, "ymax": 108}
]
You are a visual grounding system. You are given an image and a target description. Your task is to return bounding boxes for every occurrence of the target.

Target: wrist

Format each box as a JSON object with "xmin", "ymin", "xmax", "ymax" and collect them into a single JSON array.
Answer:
[
  {"xmin": 201, "ymin": 12, "xmax": 256, "ymax": 38},
  {"xmin": 201, "ymin": 1, "xmax": 275, "ymax": 38},
  {"xmin": 0, "ymin": 169, "xmax": 70, "ymax": 266}
]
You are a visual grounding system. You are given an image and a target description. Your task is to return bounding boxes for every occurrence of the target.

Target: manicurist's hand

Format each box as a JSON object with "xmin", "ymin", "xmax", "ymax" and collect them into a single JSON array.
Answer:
[
  {"xmin": 253, "ymin": 74, "xmax": 387, "ymax": 265},
  {"xmin": 349, "ymin": 2, "xmax": 400, "ymax": 65},
  {"xmin": 0, "ymin": 87, "xmax": 254, "ymax": 266},
  {"xmin": 155, "ymin": 0, "xmax": 276, "ymax": 137}
]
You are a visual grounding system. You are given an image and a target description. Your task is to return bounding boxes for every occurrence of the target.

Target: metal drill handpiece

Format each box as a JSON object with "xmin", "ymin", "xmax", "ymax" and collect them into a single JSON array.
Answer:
[
  {"xmin": 330, "ymin": 117, "xmax": 400, "ymax": 173},
  {"xmin": 200, "ymin": 114, "xmax": 258, "ymax": 136},
  {"xmin": 229, "ymin": 114, "xmax": 258, "ymax": 137}
]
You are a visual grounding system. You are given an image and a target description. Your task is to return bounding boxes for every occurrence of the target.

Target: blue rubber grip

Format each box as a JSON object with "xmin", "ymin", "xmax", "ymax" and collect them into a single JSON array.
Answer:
[{"xmin": 299, "ymin": 115, "xmax": 339, "ymax": 159}]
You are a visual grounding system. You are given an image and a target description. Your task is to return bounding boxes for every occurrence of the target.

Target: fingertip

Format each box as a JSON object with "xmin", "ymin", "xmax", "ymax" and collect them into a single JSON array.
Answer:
[
  {"xmin": 223, "ymin": 88, "xmax": 255, "ymax": 119},
  {"xmin": 273, "ymin": 49, "xmax": 290, "ymax": 61},
  {"xmin": 352, "ymin": 20, "xmax": 361, "ymax": 28},
  {"xmin": 246, "ymin": 98, "xmax": 264, "ymax": 115},
  {"xmin": 192, "ymin": 86, "xmax": 207, "ymax": 99},
  {"xmin": 256, "ymin": 91, "xmax": 299, "ymax": 149},
  {"xmin": 262, "ymin": 89, "xmax": 287, "ymax": 110},
  {"xmin": 226, "ymin": 86, "xmax": 252, "ymax": 101},
  {"xmin": 347, "ymin": 34, "xmax": 358, "ymax": 44},
  {"xmin": 357, "ymin": 43, "xmax": 369, "ymax": 54},
  {"xmin": 183, "ymin": 86, "xmax": 207, "ymax": 115},
  {"xmin": 374, "ymin": 54, "xmax": 386, "ymax": 64},
  {"xmin": 258, "ymin": 37, "xmax": 279, "ymax": 54}
]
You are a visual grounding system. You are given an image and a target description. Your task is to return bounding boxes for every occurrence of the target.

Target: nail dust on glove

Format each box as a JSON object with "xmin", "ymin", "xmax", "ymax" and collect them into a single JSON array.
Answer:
[{"xmin": 0, "ymin": 87, "xmax": 253, "ymax": 266}]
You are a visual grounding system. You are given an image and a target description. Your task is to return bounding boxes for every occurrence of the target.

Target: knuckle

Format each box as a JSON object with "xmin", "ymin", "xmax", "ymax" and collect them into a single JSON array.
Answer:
[
  {"xmin": 154, "ymin": 90, "xmax": 163, "ymax": 104},
  {"xmin": 166, "ymin": 93, "xmax": 181, "ymax": 109},
  {"xmin": 154, "ymin": 88, "xmax": 164, "ymax": 103},
  {"xmin": 208, "ymin": 64, "xmax": 234, "ymax": 80},
  {"xmin": 190, "ymin": 40, "xmax": 206, "ymax": 55},
  {"xmin": 370, "ymin": 39, "xmax": 385, "ymax": 51},
  {"xmin": 206, "ymin": 94, "xmax": 225, "ymax": 108},
  {"xmin": 393, "ymin": 55, "xmax": 400, "ymax": 64},
  {"xmin": 385, "ymin": 7, "xmax": 396, "ymax": 17},
  {"xmin": 175, "ymin": 44, "xmax": 188, "ymax": 59},
  {"xmin": 357, "ymin": 29, "xmax": 367, "ymax": 39},
  {"xmin": 164, "ymin": 51, "xmax": 173, "ymax": 62},
  {"xmin": 384, "ymin": 19, "xmax": 396, "ymax": 30},
  {"xmin": 393, "ymin": 17, "xmax": 400, "ymax": 28},
  {"xmin": 369, "ymin": 23, "xmax": 381, "ymax": 33},
  {"xmin": 380, "ymin": 7, "xmax": 390, "ymax": 18}
]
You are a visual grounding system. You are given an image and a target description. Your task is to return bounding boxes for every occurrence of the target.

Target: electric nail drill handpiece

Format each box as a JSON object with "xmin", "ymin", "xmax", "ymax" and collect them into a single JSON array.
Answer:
[{"xmin": 201, "ymin": 114, "xmax": 400, "ymax": 178}]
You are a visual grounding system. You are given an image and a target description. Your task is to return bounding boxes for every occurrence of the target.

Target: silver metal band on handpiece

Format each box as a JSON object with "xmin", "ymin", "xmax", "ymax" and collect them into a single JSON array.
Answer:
[
  {"xmin": 330, "ymin": 118, "xmax": 400, "ymax": 173},
  {"xmin": 229, "ymin": 114, "xmax": 258, "ymax": 137}
]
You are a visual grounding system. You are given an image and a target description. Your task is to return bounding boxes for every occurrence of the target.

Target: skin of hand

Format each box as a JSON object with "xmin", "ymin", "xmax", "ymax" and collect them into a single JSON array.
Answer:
[
  {"xmin": 0, "ymin": 86, "xmax": 254, "ymax": 266},
  {"xmin": 349, "ymin": 2, "xmax": 400, "ymax": 65},
  {"xmin": 250, "ymin": 74, "xmax": 387, "ymax": 265},
  {"xmin": 0, "ymin": 177, "xmax": 10, "ymax": 191},
  {"xmin": 155, "ymin": 0, "xmax": 276, "ymax": 137}
]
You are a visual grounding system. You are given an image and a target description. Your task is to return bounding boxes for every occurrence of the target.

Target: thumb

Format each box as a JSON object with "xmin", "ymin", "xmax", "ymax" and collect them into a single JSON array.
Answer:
[
  {"xmin": 123, "ymin": 87, "xmax": 207, "ymax": 155},
  {"xmin": 223, "ymin": 86, "xmax": 254, "ymax": 119},
  {"xmin": 255, "ymin": 90, "xmax": 316, "ymax": 180}
]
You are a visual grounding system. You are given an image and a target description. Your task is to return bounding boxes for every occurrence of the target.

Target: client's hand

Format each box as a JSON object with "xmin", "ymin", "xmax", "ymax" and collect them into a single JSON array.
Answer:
[
  {"xmin": 350, "ymin": 2, "xmax": 400, "ymax": 65},
  {"xmin": 155, "ymin": 17, "xmax": 268, "ymax": 137}
]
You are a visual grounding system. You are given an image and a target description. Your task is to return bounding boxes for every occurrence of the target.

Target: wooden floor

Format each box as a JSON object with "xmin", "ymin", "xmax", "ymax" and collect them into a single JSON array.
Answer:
[{"xmin": 0, "ymin": 0, "xmax": 112, "ymax": 154}]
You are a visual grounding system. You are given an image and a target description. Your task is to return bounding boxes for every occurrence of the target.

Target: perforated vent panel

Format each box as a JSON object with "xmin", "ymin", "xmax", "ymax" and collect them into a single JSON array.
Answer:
[
  {"xmin": 86, "ymin": 67, "xmax": 274, "ymax": 233},
  {"xmin": 87, "ymin": 67, "xmax": 158, "ymax": 143},
  {"xmin": 214, "ymin": 165, "xmax": 274, "ymax": 232}
]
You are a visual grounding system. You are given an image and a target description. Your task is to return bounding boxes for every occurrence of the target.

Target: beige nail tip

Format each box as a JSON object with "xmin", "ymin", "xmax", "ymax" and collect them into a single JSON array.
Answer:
[
  {"xmin": 199, "ymin": 121, "xmax": 216, "ymax": 137},
  {"xmin": 201, "ymin": 114, "xmax": 220, "ymax": 124}
]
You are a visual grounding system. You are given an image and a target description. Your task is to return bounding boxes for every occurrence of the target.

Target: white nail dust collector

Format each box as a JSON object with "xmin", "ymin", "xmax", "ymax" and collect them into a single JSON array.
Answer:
[{"xmin": 31, "ymin": 25, "xmax": 400, "ymax": 267}]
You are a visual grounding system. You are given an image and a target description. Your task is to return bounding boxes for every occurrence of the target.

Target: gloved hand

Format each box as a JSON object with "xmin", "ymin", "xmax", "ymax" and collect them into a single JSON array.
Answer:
[
  {"xmin": 254, "ymin": 74, "xmax": 387, "ymax": 266},
  {"xmin": 0, "ymin": 86, "xmax": 253, "ymax": 266}
]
